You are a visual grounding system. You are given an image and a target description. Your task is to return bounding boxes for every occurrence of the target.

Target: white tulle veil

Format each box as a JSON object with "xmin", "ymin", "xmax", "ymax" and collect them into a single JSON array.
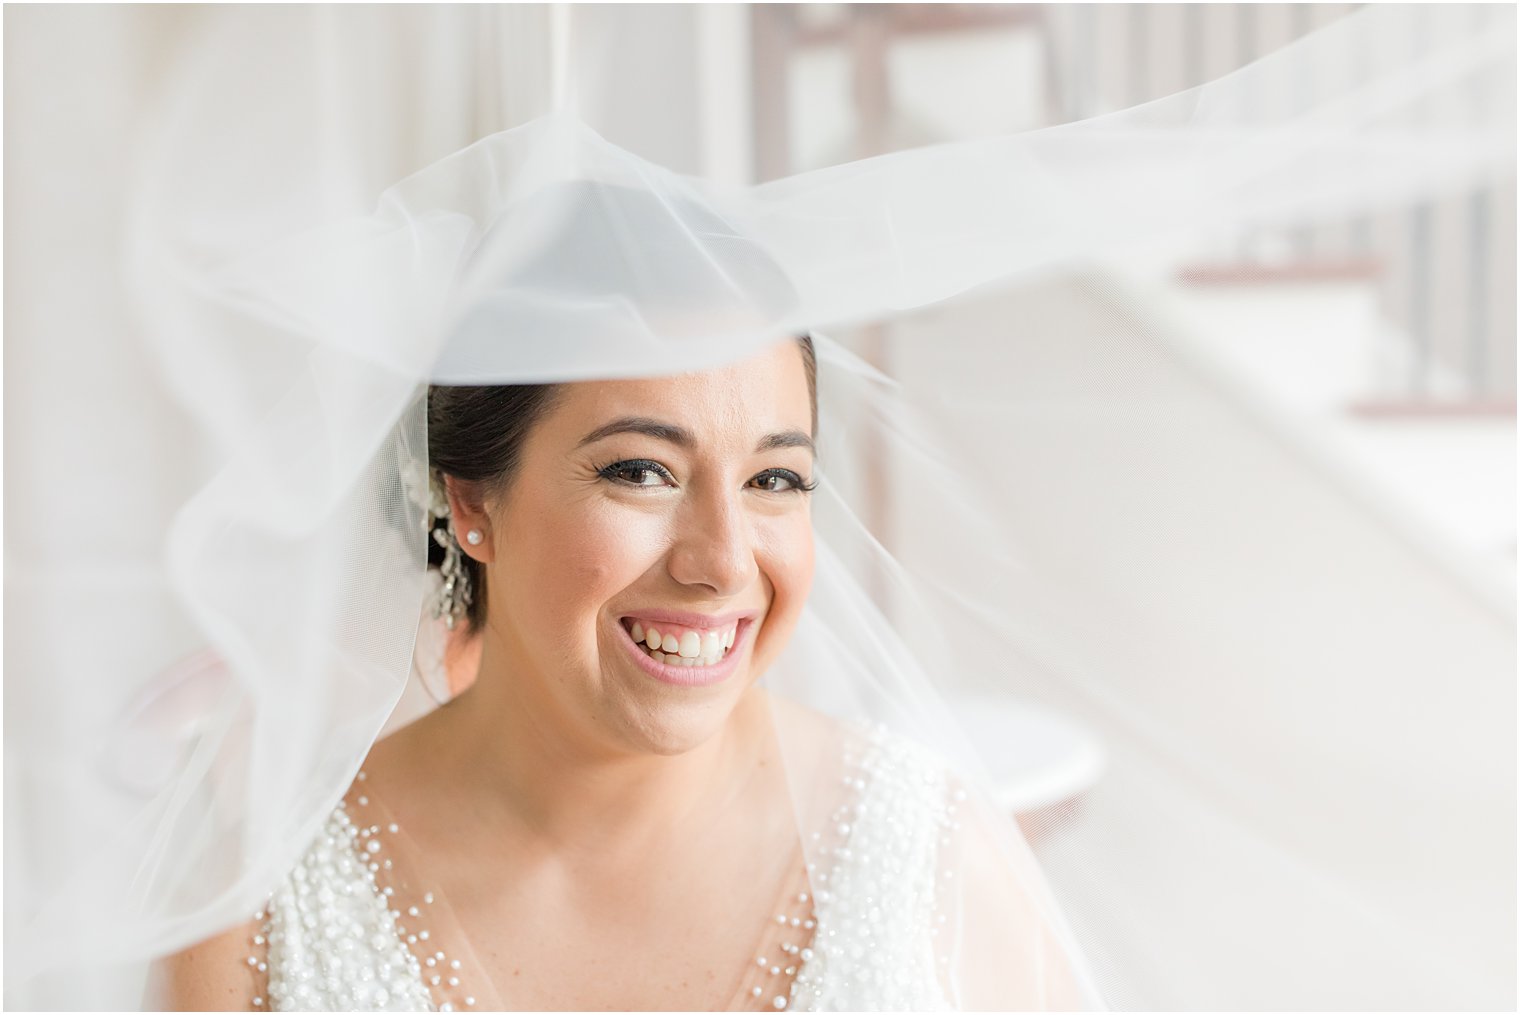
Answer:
[{"xmin": 5, "ymin": 4, "xmax": 1514, "ymax": 1010}]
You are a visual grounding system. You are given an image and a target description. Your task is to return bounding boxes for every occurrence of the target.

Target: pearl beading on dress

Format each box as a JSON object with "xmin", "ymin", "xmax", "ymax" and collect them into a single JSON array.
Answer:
[
  {"xmin": 787, "ymin": 722, "xmax": 956, "ymax": 1012},
  {"xmin": 740, "ymin": 880, "xmax": 818, "ymax": 1011},
  {"xmin": 252, "ymin": 790, "xmax": 437, "ymax": 1011},
  {"xmin": 251, "ymin": 720, "xmax": 957, "ymax": 1011}
]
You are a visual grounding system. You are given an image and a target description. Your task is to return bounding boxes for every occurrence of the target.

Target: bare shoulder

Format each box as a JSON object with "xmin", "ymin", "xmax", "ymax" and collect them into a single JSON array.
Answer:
[
  {"xmin": 763, "ymin": 689, "xmax": 953, "ymax": 775},
  {"xmin": 148, "ymin": 915, "xmax": 264, "ymax": 1011},
  {"xmin": 758, "ymin": 689, "xmax": 942, "ymax": 795},
  {"xmin": 352, "ymin": 694, "xmax": 452, "ymax": 802},
  {"xmin": 759, "ymin": 689, "xmax": 868, "ymax": 762}
]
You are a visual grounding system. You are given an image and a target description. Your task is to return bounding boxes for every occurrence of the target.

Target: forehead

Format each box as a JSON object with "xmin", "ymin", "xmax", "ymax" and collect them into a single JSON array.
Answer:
[{"xmin": 544, "ymin": 340, "xmax": 812, "ymax": 446}]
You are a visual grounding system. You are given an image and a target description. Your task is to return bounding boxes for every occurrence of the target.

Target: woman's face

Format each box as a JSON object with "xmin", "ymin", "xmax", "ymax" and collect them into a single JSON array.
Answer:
[{"xmin": 473, "ymin": 338, "xmax": 816, "ymax": 756}]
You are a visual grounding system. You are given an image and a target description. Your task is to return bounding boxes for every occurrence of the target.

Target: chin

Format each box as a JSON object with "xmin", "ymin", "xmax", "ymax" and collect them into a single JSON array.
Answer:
[{"xmin": 612, "ymin": 688, "xmax": 747, "ymax": 757}]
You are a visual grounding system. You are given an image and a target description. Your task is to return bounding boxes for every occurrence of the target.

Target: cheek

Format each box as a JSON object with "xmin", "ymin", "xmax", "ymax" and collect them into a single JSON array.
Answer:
[
  {"xmin": 760, "ymin": 514, "xmax": 816, "ymax": 618},
  {"xmin": 562, "ymin": 532, "xmax": 636, "ymax": 612},
  {"xmin": 511, "ymin": 500, "xmax": 665, "ymax": 629},
  {"xmin": 748, "ymin": 517, "xmax": 814, "ymax": 677}
]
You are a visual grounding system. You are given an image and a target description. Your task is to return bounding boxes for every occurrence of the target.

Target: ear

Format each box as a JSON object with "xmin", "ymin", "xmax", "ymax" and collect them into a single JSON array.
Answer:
[{"xmin": 443, "ymin": 473, "xmax": 495, "ymax": 564}]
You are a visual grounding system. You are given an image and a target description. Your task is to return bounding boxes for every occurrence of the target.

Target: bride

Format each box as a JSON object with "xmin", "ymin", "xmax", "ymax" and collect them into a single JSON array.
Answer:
[
  {"xmin": 158, "ymin": 333, "xmax": 1089, "ymax": 1012},
  {"xmin": 8, "ymin": 7, "xmax": 1510, "ymax": 1011}
]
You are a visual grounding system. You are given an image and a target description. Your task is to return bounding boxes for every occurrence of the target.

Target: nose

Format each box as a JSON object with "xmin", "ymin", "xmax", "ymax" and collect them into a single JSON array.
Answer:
[{"xmin": 667, "ymin": 482, "xmax": 758, "ymax": 597}]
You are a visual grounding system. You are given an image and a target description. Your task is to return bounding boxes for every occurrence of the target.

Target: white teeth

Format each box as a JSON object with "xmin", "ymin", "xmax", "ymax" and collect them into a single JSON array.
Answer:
[{"xmin": 627, "ymin": 619, "xmax": 741, "ymax": 667}]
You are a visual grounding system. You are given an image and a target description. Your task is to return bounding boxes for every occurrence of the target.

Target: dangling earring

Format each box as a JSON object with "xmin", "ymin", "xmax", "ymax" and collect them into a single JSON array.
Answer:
[
  {"xmin": 432, "ymin": 521, "xmax": 475, "ymax": 631},
  {"xmin": 402, "ymin": 460, "xmax": 480, "ymax": 632}
]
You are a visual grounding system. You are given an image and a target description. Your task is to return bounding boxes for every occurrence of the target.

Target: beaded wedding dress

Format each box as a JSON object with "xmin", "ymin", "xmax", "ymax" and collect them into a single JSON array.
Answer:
[{"xmin": 245, "ymin": 714, "xmax": 1027, "ymax": 1013}]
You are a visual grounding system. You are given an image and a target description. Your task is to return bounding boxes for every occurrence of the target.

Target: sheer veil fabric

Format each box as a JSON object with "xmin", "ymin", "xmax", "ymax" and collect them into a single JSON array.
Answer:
[{"xmin": 4, "ymin": 4, "xmax": 1514, "ymax": 1010}]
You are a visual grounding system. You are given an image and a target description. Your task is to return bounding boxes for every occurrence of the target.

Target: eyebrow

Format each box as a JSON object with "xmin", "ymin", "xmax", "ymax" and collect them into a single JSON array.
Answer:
[{"xmin": 576, "ymin": 415, "xmax": 815, "ymax": 457}]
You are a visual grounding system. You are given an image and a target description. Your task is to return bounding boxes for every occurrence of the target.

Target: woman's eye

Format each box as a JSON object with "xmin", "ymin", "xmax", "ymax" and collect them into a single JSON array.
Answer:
[
  {"xmin": 599, "ymin": 461, "xmax": 813, "ymax": 494},
  {"xmin": 750, "ymin": 469, "xmax": 813, "ymax": 494},
  {"xmin": 599, "ymin": 460, "xmax": 672, "ymax": 488}
]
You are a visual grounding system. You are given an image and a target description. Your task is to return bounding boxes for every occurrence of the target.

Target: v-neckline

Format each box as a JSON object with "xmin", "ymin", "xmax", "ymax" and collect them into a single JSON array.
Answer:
[
  {"xmin": 341, "ymin": 778, "xmax": 824, "ymax": 1012},
  {"xmin": 716, "ymin": 837, "xmax": 820, "ymax": 1011}
]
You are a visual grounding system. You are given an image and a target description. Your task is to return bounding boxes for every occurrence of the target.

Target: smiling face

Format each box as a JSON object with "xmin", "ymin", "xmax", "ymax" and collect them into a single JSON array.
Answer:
[{"xmin": 455, "ymin": 338, "xmax": 817, "ymax": 756}]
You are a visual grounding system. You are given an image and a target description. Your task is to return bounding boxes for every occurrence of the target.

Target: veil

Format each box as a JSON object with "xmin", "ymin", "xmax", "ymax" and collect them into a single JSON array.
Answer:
[{"xmin": 5, "ymin": 4, "xmax": 1514, "ymax": 1010}]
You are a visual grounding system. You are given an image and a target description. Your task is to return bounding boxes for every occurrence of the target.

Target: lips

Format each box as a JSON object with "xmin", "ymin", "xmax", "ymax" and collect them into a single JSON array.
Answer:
[{"xmin": 615, "ymin": 614, "xmax": 756, "ymax": 688}]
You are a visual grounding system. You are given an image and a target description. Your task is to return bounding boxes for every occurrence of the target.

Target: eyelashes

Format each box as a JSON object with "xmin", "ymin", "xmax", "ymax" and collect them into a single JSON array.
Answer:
[
  {"xmin": 596, "ymin": 460, "xmax": 673, "ymax": 488},
  {"xmin": 596, "ymin": 459, "xmax": 817, "ymax": 495},
  {"xmin": 750, "ymin": 468, "xmax": 820, "ymax": 494}
]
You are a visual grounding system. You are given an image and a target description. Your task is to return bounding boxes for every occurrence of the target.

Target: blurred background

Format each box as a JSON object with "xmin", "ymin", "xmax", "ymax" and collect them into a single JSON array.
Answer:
[{"xmin": 6, "ymin": 4, "xmax": 1514, "ymax": 1009}]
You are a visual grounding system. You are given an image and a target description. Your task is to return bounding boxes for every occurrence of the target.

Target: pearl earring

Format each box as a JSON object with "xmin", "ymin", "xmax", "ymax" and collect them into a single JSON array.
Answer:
[{"xmin": 465, "ymin": 529, "xmax": 483, "ymax": 546}]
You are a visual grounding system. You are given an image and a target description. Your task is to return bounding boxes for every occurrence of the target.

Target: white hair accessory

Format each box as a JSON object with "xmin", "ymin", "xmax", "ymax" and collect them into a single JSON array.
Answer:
[{"xmin": 398, "ymin": 458, "xmax": 451, "ymax": 525}]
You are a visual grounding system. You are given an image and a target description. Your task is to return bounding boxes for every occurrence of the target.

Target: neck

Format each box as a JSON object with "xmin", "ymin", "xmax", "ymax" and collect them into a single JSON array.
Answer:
[{"xmin": 417, "ymin": 620, "xmax": 767, "ymax": 862}]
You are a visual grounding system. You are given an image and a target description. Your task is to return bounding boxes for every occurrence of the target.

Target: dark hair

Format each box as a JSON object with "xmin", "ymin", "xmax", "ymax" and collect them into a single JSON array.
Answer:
[{"xmin": 427, "ymin": 333, "xmax": 817, "ymax": 633}]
